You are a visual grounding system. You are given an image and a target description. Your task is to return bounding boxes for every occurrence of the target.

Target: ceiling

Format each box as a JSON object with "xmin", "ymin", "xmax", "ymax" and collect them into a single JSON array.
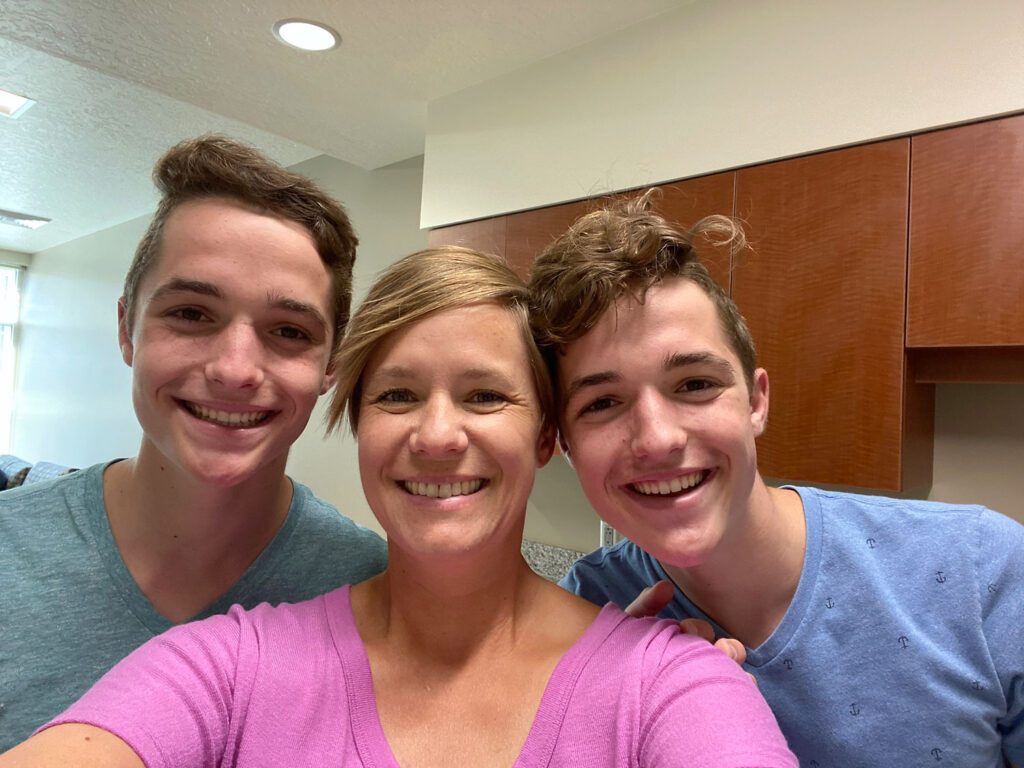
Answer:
[{"xmin": 0, "ymin": 0, "xmax": 690, "ymax": 254}]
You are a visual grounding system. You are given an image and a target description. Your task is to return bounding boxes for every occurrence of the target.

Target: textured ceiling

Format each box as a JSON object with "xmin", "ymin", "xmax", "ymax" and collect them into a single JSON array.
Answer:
[{"xmin": 0, "ymin": 0, "xmax": 690, "ymax": 254}]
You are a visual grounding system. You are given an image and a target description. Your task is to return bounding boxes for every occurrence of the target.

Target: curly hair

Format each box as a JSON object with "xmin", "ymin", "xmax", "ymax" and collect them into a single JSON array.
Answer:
[
  {"xmin": 328, "ymin": 246, "xmax": 555, "ymax": 435},
  {"xmin": 122, "ymin": 134, "xmax": 357, "ymax": 352},
  {"xmin": 528, "ymin": 189, "xmax": 756, "ymax": 392}
]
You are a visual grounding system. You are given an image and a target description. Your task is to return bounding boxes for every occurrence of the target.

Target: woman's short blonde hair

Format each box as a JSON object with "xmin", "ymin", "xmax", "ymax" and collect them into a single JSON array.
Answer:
[{"xmin": 328, "ymin": 246, "xmax": 555, "ymax": 435}]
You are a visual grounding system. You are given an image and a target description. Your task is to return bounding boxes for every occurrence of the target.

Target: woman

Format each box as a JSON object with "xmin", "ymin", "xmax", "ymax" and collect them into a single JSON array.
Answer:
[{"xmin": 2, "ymin": 247, "xmax": 796, "ymax": 767}]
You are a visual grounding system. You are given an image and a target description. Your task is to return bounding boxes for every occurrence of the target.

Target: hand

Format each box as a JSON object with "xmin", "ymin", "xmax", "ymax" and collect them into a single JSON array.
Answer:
[{"xmin": 624, "ymin": 580, "xmax": 753, "ymax": 681}]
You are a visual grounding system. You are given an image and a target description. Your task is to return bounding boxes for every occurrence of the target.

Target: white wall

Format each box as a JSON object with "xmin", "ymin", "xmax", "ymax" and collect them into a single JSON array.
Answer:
[
  {"xmin": 422, "ymin": 0, "xmax": 1024, "ymax": 227},
  {"xmin": 13, "ymin": 216, "xmax": 147, "ymax": 464}
]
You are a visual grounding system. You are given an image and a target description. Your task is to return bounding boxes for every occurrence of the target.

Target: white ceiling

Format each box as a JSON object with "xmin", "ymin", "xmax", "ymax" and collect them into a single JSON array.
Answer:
[{"xmin": 0, "ymin": 0, "xmax": 690, "ymax": 254}]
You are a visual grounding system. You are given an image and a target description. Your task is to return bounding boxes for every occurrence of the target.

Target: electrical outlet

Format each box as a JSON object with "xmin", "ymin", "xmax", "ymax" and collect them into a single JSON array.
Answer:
[{"xmin": 599, "ymin": 520, "xmax": 618, "ymax": 548}]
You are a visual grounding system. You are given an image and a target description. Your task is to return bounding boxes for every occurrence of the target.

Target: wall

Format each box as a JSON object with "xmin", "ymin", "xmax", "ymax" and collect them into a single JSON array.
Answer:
[{"xmin": 422, "ymin": 0, "xmax": 1024, "ymax": 227}]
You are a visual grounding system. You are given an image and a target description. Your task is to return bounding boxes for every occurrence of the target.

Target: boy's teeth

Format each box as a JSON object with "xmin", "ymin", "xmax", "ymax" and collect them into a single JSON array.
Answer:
[
  {"xmin": 403, "ymin": 479, "xmax": 483, "ymax": 498},
  {"xmin": 633, "ymin": 471, "xmax": 706, "ymax": 496},
  {"xmin": 186, "ymin": 402, "xmax": 271, "ymax": 427}
]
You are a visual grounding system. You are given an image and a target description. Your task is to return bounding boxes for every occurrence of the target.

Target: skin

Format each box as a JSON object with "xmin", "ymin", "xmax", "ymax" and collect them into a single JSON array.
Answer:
[
  {"xmin": 106, "ymin": 196, "xmax": 338, "ymax": 623},
  {"xmin": 558, "ymin": 279, "xmax": 806, "ymax": 648},
  {"xmin": 349, "ymin": 302, "xmax": 602, "ymax": 768}
]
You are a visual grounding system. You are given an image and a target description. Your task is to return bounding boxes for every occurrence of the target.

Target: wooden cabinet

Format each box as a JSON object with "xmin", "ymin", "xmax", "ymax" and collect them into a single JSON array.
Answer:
[
  {"xmin": 504, "ymin": 200, "xmax": 592, "ymax": 278},
  {"xmin": 907, "ymin": 114, "xmax": 1024, "ymax": 347},
  {"xmin": 426, "ymin": 215, "xmax": 507, "ymax": 259},
  {"xmin": 733, "ymin": 139, "xmax": 933, "ymax": 491}
]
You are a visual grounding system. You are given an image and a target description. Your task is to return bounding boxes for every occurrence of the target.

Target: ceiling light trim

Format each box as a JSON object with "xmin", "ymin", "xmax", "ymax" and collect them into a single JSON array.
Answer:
[
  {"xmin": 0, "ymin": 88, "xmax": 35, "ymax": 119},
  {"xmin": 272, "ymin": 19, "xmax": 340, "ymax": 52},
  {"xmin": 0, "ymin": 209, "xmax": 51, "ymax": 230}
]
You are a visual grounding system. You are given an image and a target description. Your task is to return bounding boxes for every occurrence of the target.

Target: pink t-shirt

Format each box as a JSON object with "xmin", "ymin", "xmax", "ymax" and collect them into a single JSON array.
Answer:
[{"xmin": 46, "ymin": 586, "xmax": 796, "ymax": 767}]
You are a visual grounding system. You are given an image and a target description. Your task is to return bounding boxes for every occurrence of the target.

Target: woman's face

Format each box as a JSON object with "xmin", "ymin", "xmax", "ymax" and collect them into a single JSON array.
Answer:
[{"xmin": 357, "ymin": 302, "xmax": 554, "ymax": 558}]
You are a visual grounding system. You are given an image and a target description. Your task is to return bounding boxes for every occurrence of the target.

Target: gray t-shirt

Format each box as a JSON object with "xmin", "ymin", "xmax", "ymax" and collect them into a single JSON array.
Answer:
[{"xmin": 0, "ymin": 461, "xmax": 387, "ymax": 749}]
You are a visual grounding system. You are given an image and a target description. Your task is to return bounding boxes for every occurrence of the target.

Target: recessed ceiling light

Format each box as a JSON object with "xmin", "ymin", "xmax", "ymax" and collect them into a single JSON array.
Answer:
[
  {"xmin": 272, "ymin": 19, "xmax": 339, "ymax": 51},
  {"xmin": 0, "ymin": 88, "xmax": 35, "ymax": 119},
  {"xmin": 0, "ymin": 208, "xmax": 51, "ymax": 230}
]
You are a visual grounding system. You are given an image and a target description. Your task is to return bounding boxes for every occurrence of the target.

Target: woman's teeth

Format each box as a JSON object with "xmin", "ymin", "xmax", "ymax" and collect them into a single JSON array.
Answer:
[
  {"xmin": 632, "ymin": 471, "xmax": 706, "ymax": 496},
  {"xmin": 185, "ymin": 402, "xmax": 271, "ymax": 427},
  {"xmin": 404, "ymin": 479, "xmax": 483, "ymax": 499}
]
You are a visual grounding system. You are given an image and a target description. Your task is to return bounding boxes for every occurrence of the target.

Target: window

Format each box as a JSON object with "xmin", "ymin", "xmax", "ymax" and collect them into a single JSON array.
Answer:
[{"xmin": 0, "ymin": 264, "xmax": 22, "ymax": 452}]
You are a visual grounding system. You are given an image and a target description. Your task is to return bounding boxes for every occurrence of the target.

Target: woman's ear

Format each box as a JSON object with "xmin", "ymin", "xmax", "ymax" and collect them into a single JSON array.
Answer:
[
  {"xmin": 535, "ymin": 421, "xmax": 557, "ymax": 468},
  {"xmin": 320, "ymin": 361, "xmax": 338, "ymax": 396}
]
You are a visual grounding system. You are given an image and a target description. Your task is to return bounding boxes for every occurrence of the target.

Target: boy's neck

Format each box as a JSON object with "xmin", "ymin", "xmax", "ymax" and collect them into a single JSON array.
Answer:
[
  {"xmin": 661, "ymin": 482, "xmax": 806, "ymax": 649},
  {"xmin": 101, "ymin": 448, "xmax": 294, "ymax": 623}
]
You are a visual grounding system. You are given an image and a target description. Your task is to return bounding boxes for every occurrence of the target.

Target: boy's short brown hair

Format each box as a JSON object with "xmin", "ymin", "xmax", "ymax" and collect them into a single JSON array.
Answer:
[
  {"xmin": 528, "ymin": 190, "xmax": 756, "ymax": 394},
  {"xmin": 122, "ymin": 135, "xmax": 357, "ymax": 353}
]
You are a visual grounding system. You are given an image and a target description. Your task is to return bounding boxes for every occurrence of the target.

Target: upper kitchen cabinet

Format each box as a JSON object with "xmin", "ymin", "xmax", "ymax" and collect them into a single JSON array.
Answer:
[
  {"xmin": 426, "ymin": 216, "xmax": 508, "ymax": 259},
  {"xmin": 625, "ymin": 172, "xmax": 736, "ymax": 290},
  {"xmin": 504, "ymin": 200, "xmax": 593, "ymax": 278},
  {"xmin": 907, "ymin": 113, "xmax": 1024, "ymax": 347},
  {"xmin": 733, "ymin": 139, "xmax": 933, "ymax": 491}
]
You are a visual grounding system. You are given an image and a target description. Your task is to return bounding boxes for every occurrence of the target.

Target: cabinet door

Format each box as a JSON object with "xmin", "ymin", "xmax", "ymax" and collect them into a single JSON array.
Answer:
[
  {"xmin": 426, "ymin": 216, "xmax": 508, "ymax": 260},
  {"xmin": 734, "ymin": 139, "xmax": 932, "ymax": 491},
  {"xmin": 649, "ymin": 172, "xmax": 736, "ymax": 290},
  {"xmin": 505, "ymin": 200, "xmax": 593, "ymax": 278},
  {"xmin": 907, "ymin": 114, "xmax": 1024, "ymax": 347}
]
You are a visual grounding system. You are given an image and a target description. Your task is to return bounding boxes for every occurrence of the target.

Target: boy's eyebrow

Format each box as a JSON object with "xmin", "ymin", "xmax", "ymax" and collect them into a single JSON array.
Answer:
[
  {"xmin": 147, "ymin": 278, "xmax": 221, "ymax": 303},
  {"xmin": 564, "ymin": 352, "xmax": 736, "ymax": 402},
  {"xmin": 664, "ymin": 351, "xmax": 735, "ymax": 374},
  {"xmin": 269, "ymin": 294, "xmax": 330, "ymax": 334},
  {"xmin": 563, "ymin": 371, "xmax": 621, "ymax": 403}
]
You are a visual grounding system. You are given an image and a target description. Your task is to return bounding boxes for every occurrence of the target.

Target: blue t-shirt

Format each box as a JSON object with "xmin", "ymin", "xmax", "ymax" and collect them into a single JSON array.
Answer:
[
  {"xmin": 562, "ymin": 487, "xmax": 1024, "ymax": 767},
  {"xmin": 0, "ymin": 461, "xmax": 387, "ymax": 750}
]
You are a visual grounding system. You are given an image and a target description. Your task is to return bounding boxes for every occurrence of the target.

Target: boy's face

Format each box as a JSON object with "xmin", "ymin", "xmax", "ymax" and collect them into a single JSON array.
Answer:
[
  {"xmin": 118, "ymin": 197, "xmax": 336, "ymax": 487},
  {"xmin": 557, "ymin": 278, "xmax": 768, "ymax": 568}
]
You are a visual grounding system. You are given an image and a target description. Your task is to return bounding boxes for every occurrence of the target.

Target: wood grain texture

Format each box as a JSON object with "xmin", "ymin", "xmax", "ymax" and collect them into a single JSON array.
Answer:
[
  {"xmin": 733, "ymin": 139, "xmax": 928, "ymax": 490},
  {"xmin": 619, "ymin": 173, "xmax": 737, "ymax": 290},
  {"xmin": 426, "ymin": 216, "xmax": 508, "ymax": 259},
  {"xmin": 908, "ymin": 114, "xmax": 1024, "ymax": 346},
  {"xmin": 911, "ymin": 347, "xmax": 1024, "ymax": 383},
  {"xmin": 504, "ymin": 200, "xmax": 593, "ymax": 279}
]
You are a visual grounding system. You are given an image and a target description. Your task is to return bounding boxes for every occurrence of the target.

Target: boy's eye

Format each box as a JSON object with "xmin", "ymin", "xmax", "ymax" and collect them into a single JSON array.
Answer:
[
  {"xmin": 170, "ymin": 307, "xmax": 206, "ymax": 322},
  {"xmin": 579, "ymin": 396, "xmax": 616, "ymax": 416},
  {"xmin": 273, "ymin": 326, "xmax": 311, "ymax": 342}
]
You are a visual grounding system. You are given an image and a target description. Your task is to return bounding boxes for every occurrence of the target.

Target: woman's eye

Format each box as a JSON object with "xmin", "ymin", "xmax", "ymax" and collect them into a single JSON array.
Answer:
[
  {"xmin": 469, "ymin": 391, "xmax": 507, "ymax": 406},
  {"xmin": 375, "ymin": 389, "xmax": 414, "ymax": 404}
]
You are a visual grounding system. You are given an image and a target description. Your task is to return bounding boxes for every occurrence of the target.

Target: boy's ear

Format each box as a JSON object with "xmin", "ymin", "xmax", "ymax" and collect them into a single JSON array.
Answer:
[
  {"xmin": 749, "ymin": 368, "xmax": 769, "ymax": 437},
  {"xmin": 117, "ymin": 298, "xmax": 134, "ymax": 366}
]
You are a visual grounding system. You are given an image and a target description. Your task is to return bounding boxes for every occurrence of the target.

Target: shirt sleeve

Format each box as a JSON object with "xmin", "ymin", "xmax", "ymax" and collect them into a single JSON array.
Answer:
[
  {"xmin": 637, "ymin": 631, "xmax": 798, "ymax": 768},
  {"xmin": 38, "ymin": 608, "xmax": 247, "ymax": 768},
  {"xmin": 977, "ymin": 508, "xmax": 1024, "ymax": 764}
]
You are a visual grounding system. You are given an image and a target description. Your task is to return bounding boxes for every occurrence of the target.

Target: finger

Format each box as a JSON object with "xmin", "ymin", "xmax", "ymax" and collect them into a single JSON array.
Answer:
[
  {"xmin": 624, "ymin": 580, "xmax": 674, "ymax": 618},
  {"xmin": 679, "ymin": 618, "xmax": 716, "ymax": 644},
  {"xmin": 714, "ymin": 637, "xmax": 747, "ymax": 665}
]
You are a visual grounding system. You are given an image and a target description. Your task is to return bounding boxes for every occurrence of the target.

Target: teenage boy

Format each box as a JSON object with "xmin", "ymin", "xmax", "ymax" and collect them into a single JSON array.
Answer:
[
  {"xmin": 0, "ymin": 136, "xmax": 386, "ymax": 748},
  {"xmin": 528, "ymin": 194, "xmax": 1023, "ymax": 767}
]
